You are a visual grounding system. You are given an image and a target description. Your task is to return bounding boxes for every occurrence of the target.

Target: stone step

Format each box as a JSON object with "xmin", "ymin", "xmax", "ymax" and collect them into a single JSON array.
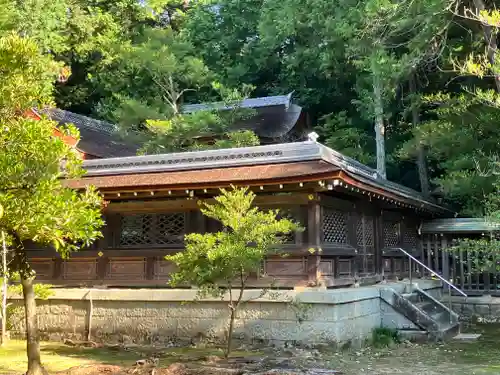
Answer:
[
  {"xmin": 430, "ymin": 311, "xmax": 453, "ymax": 326},
  {"xmin": 440, "ymin": 322, "xmax": 461, "ymax": 341},
  {"xmin": 452, "ymin": 333, "xmax": 481, "ymax": 341},
  {"xmin": 402, "ymin": 293, "xmax": 422, "ymax": 303},
  {"xmin": 415, "ymin": 301, "xmax": 444, "ymax": 315},
  {"xmin": 398, "ymin": 329, "xmax": 428, "ymax": 343}
]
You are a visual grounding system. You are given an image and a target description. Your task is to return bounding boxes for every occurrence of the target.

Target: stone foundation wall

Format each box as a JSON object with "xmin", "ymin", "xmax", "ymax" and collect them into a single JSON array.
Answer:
[
  {"xmin": 447, "ymin": 296, "xmax": 500, "ymax": 323},
  {"xmin": 9, "ymin": 280, "xmax": 442, "ymax": 346}
]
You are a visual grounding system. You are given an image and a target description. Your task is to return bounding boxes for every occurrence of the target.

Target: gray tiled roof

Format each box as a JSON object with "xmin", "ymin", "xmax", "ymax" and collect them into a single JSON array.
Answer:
[
  {"xmin": 41, "ymin": 108, "xmax": 139, "ymax": 158},
  {"xmin": 41, "ymin": 92, "xmax": 302, "ymax": 158},
  {"xmin": 81, "ymin": 140, "xmax": 450, "ymax": 213},
  {"xmin": 181, "ymin": 93, "xmax": 293, "ymax": 113}
]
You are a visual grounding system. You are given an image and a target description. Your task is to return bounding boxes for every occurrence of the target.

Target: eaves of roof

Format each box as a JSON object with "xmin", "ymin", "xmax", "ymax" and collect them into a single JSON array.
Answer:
[
  {"xmin": 421, "ymin": 218, "xmax": 500, "ymax": 234},
  {"xmin": 66, "ymin": 141, "xmax": 452, "ymax": 214}
]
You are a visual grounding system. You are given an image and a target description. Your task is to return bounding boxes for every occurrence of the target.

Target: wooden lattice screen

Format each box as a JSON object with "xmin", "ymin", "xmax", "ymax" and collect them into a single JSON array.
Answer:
[
  {"xmin": 119, "ymin": 213, "xmax": 185, "ymax": 247},
  {"xmin": 356, "ymin": 215, "xmax": 375, "ymax": 247},
  {"xmin": 383, "ymin": 221, "xmax": 400, "ymax": 248},
  {"xmin": 403, "ymin": 225, "xmax": 419, "ymax": 251},
  {"xmin": 356, "ymin": 214, "xmax": 376, "ymax": 275},
  {"xmin": 322, "ymin": 208, "xmax": 348, "ymax": 244}
]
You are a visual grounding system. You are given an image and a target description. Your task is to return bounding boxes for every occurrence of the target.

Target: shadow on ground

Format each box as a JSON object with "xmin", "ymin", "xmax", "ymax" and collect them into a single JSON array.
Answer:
[{"xmin": 0, "ymin": 324, "xmax": 499, "ymax": 374}]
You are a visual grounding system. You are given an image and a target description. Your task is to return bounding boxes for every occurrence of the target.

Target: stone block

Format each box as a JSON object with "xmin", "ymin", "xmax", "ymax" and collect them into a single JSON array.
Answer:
[
  {"xmin": 474, "ymin": 304, "xmax": 490, "ymax": 316},
  {"xmin": 244, "ymin": 320, "xmax": 302, "ymax": 341},
  {"xmin": 451, "ymin": 303, "xmax": 463, "ymax": 314},
  {"xmin": 176, "ymin": 317, "xmax": 234, "ymax": 339},
  {"xmin": 489, "ymin": 303, "xmax": 500, "ymax": 319}
]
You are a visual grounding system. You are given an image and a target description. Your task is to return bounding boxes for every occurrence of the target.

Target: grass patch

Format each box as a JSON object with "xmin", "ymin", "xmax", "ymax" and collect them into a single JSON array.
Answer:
[
  {"xmin": 0, "ymin": 340, "xmax": 136, "ymax": 374},
  {"xmin": 0, "ymin": 340, "xmax": 263, "ymax": 374},
  {"xmin": 371, "ymin": 327, "xmax": 401, "ymax": 347}
]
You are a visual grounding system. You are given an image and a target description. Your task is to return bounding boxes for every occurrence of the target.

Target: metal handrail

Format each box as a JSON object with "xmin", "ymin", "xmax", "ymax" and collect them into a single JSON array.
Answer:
[{"xmin": 389, "ymin": 247, "xmax": 467, "ymax": 297}]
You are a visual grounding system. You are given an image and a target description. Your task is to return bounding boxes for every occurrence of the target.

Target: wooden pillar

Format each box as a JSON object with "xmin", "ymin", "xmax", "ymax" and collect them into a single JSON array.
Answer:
[
  {"xmin": 307, "ymin": 197, "xmax": 321, "ymax": 286},
  {"xmin": 441, "ymin": 235, "xmax": 450, "ymax": 286},
  {"xmin": 146, "ymin": 257, "xmax": 156, "ymax": 281},
  {"xmin": 374, "ymin": 213, "xmax": 384, "ymax": 277},
  {"xmin": 348, "ymin": 211, "xmax": 360, "ymax": 279},
  {"xmin": 53, "ymin": 257, "xmax": 62, "ymax": 280}
]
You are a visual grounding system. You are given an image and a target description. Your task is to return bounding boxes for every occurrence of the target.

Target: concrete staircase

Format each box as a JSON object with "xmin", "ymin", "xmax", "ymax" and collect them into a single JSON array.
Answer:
[{"xmin": 381, "ymin": 285, "xmax": 461, "ymax": 341}]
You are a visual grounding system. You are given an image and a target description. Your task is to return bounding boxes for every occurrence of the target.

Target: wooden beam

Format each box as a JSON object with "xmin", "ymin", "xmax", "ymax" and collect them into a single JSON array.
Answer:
[
  {"xmin": 306, "ymin": 199, "xmax": 321, "ymax": 286},
  {"xmin": 104, "ymin": 193, "xmax": 314, "ymax": 213}
]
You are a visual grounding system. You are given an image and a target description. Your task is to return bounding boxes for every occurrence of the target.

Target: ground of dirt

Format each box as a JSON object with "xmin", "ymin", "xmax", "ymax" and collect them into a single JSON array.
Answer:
[{"xmin": 50, "ymin": 323, "xmax": 500, "ymax": 375}]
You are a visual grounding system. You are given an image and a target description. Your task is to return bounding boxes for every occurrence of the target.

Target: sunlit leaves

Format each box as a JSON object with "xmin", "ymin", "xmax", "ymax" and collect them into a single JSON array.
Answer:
[
  {"xmin": 166, "ymin": 187, "xmax": 301, "ymax": 296},
  {"xmin": 0, "ymin": 34, "xmax": 103, "ymax": 267}
]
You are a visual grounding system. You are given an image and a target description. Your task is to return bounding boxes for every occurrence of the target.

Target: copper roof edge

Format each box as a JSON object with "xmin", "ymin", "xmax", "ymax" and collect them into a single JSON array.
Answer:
[
  {"xmin": 82, "ymin": 141, "xmax": 323, "ymax": 176},
  {"xmin": 77, "ymin": 140, "xmax": 451, "ymax": 213}
]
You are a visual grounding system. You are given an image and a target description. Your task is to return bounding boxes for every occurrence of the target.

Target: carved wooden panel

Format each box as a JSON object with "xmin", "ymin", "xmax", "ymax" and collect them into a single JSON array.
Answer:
[
  {"xmin": 322, "ymin": 208, "xmax": 348, "ymax": 244},
  {"xmin": 338, "ymin": 259, "xmax": 352, "ymax": 276},
  {"xmin": 153, "ymin": 259, "xmax": 177, "ymax": 280},
  {"xmin": 63, "ymin": 258, "xmax": 97, "ymax": 280},
  {"xmin": 106, "ymin": 258, "xmax": 146, "ymax": 280},
  {"xmin": 319, "ymin": 260, "xmax": 333, "ymax": 276},
  {"xmin": 264, "ymin": 259, "xmax": 306, "ymax": 276},
  {"xmin": 30, "ymin": 259, "xmax": 53, "ymax": 279}
]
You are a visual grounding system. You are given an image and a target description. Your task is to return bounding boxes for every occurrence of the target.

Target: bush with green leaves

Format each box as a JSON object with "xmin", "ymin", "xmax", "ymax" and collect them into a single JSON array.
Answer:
[{"xmin": 166, "ymin": 186, "xmax": 300, "ymax": 357}]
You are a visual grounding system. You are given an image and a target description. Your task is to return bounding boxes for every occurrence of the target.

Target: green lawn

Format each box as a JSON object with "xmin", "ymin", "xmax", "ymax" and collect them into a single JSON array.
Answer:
[
  {"xmin": 0, "ymin": 340, "xmax": 137, "ymax": 374},
  {"xmin": 0, "ymin": 340, "xmax": 249, "ymax": 374}
]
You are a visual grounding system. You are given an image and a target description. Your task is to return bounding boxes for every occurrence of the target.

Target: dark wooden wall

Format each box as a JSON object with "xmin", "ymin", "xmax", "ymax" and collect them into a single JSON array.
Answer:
[{"xmin": 26, "ymin": 192, "xmax": 424, "ymax": 288}]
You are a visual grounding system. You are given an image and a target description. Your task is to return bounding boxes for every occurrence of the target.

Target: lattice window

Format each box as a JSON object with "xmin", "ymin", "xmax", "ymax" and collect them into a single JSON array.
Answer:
[
  {"xmin": 322, "ymin": 208, "xmax": 347, "ymax": 244},
  {"xmin": 276, "ymin": 209, "xmax": 299, "ymax": 244},
  {"xmin": 403, "ymin": 225, "xmax": 419, "ymax": 249},
  {"xmin": 383, "ymin": 221, "xmax": 400, "ymax": 248},
  {"xmin": 356, "ymin": 215, "xmax": 375, "ymax": 247},
  {"xmin": 119, "ymin": 213, "xmax": 185, "ymax": 247},
  {"xmin": 157, "ymin": 213, "xmax": 186, "ymax": 244}
]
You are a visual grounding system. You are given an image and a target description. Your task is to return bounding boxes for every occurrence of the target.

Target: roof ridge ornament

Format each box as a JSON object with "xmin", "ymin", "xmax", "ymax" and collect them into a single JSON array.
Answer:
[{"xmin": 307, "ymin": 132, "xmax": 319, "ymax": 142}]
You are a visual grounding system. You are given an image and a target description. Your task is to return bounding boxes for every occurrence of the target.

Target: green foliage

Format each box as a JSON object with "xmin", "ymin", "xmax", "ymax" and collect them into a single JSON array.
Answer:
[
  {"xmin": 400, "ymin": 93, "xmax": 500, "ymax": 215},
  {"xmin": 316, "ymin": 111, "xmax": 375, "ymax": 165},
  {"xmin": 0, "ymin": 34, "xmax": 103, "ymax": 269},
  {"xmin": 166, "ymin": 186, "xmax": 300, "ymax": 356},
  {"xmin": 1, "ymin": 0, "xmax": 498, "ymax": 216},
  {"xmin": 371, "ymin": 326, "xmax": 401, "ymax": 347},
  {"xmin": 167, "ymin": 187, "xmax": 300, "ymax": 296},
  {"xmin": 138, "ymin": 84, "xmax": 259, "ymax": 153}
]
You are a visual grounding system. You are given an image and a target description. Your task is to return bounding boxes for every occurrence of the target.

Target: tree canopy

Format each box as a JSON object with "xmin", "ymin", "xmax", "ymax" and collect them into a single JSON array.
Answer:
[
  {"xmin": 2, "ymin": 0, "xmax": 499, "ymax": 215},
  {"xmin": 0, "ymin": 32, "xmax": 103, "ymax": 375}
]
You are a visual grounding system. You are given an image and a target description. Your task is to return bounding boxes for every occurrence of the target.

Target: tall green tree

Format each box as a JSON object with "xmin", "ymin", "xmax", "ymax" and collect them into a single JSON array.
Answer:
[{"xmin": 0, "ymin": 34, "xmax": 103, "ymax": 375}]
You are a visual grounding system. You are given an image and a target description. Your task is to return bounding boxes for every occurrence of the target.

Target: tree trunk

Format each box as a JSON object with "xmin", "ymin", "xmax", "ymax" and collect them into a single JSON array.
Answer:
[
  {"xmin": 472, "ymin": 0, "xmax": 500, "ymax": 92},
  {"xmin": 409, "ymin": 74, "xmax": 430, "ymax": 196},
  {"xmin": 225, "ymin": 307, "xmax": 236, "ymax": 359},
  {"xmin": 21, "ymin": 276, "xmax": 47, "ymax": 375},
  {"xmin": 372, "ymin": 70, "xmax": 387, "ymax": 179},
  {"xmin": 1, "ymin": 231, "xmax": 7, "ymax": 346}
]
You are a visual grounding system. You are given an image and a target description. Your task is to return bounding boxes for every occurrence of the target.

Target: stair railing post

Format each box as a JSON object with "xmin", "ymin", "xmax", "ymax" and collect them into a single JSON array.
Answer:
[
  {"xmin": 409, "ymin": 257, "xmax": 413, "ymax": 292},
  {"xmin": 448, "ymin": 286, "xmax": 452, "ymax": 324}
]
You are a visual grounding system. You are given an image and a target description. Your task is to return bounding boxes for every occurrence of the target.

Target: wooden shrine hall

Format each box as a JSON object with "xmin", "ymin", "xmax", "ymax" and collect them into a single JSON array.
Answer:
[{"xmin": 26, "ymin": 138, "xmax": 454, "ymax": 288}]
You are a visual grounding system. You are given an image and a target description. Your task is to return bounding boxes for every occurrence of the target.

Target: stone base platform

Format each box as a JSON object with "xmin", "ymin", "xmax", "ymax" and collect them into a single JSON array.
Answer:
[{"xmin": 8, "ymin": 280, "xmax": 442, "ymax": 347}]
